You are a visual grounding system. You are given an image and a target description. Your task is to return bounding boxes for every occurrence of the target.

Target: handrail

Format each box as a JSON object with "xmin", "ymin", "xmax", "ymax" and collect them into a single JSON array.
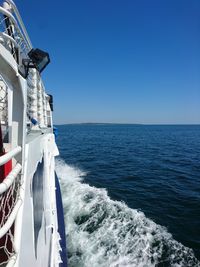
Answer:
[
  {"xmin": 0, "ymin": 198, "xmax": 22, "ymax": 239},
  {"xmin": 6, "ymin": 255, "xmax": 17, "ymax": 267},
  {"xmin": 0, "ymin": 146, "xmax": 21, "ymax": 166},
  {"xmin": 0, "ymin": 163, "xmax": 21, "ymax": 194},
  {"xmin": 0, "ymin": 32, "xmax": 19, "ymax": 48},
  {"xmin": 0, "ymin": 6, "xmax": 31, "ymax": 52},
  {"xmin": 5, "ymin": 0, "xmax": 33, "ymax": 48},
  {"xmin": 0, "ymin": 6, "xmax": 18, "ymax": 27}
]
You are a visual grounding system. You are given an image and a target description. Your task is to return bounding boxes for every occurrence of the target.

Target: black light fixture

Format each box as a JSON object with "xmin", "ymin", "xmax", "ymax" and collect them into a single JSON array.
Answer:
[
  {"xmin": 21, "ymin": 48, "xmax": 50, "ymax": 78},
  {"xmin": 28, "ymin": 48, "xmax": 50, "ymax": 73}
]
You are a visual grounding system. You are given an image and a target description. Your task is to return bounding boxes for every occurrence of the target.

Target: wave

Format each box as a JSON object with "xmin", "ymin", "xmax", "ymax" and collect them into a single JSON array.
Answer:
[{"xmin": 55, "ymin": 158, "xmax": 200, "ymax": 267}]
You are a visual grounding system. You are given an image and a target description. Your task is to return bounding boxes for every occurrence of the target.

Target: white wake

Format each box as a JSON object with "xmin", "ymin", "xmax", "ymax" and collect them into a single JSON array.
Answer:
[{"xmin": 56, "ymin": 158, "xmax": 200, "ymax": 267}]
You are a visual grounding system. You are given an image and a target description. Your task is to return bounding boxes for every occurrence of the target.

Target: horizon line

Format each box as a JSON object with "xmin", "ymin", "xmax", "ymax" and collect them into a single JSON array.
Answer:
[{"xmin": 54, "ymin": 122, "xmax": 200, "ymax": 126}]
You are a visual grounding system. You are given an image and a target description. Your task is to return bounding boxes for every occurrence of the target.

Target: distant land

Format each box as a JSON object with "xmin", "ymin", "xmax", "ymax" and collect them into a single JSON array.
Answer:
[
  {"xmin": 55, "ymin": 123, "xmax": 200, "ymax": 126},
  {"xmin": 55, "ymin": 122, "xmax": 142, "ymax": 126}
]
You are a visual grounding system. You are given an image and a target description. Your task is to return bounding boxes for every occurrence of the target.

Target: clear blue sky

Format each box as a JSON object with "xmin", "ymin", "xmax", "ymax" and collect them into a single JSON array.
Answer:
[{"xmin": 16, "ymin": 0, "xmax": 200, "ymax": 124}]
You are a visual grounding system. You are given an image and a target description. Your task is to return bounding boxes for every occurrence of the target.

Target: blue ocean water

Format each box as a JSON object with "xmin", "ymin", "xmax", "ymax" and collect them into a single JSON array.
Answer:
[{"xmin": 56, "ymin": 124, "xmax": 200, "ymax": 267}]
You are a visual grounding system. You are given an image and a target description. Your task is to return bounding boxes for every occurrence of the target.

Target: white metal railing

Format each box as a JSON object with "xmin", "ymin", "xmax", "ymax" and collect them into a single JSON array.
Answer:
[
  {"xmin": 0, "ymin": 6, "xmax": 31, "ymax": 59},
  {"xmin": 0, "ymin": 163, "xmax": 21, "ymax": 194},
  {"xmin": 5, "ymin": 0, "xmax": 32, "ymax": 48},
  {"xmin": 0, "ymin": 146, "xmax": 21, "ymax": 166},
  {"xmin": 5, "ymin": 255, "xmax": 17, "ymax": 267}
]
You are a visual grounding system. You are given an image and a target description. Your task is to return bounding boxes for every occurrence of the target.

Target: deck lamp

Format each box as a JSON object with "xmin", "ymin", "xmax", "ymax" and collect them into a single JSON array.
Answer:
[
  {"xmin": 28, "ymin": 48, "xmax": 50, "ymax": 73},
  {"xmin": 21, "ymin": 48, "xmax": 50, "ymax": 78}
]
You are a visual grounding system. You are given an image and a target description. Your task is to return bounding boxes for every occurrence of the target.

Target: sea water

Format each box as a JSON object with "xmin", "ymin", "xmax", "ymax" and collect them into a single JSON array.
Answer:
[{"xmin": 55, "ymin": 124, "xmax": 200, "ymax": 267}]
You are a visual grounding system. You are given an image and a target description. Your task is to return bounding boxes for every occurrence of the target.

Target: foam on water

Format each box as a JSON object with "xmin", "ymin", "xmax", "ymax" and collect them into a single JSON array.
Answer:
[{"xmin": 56, "ymin": 158, "xmax": 200, "ymax": 267}]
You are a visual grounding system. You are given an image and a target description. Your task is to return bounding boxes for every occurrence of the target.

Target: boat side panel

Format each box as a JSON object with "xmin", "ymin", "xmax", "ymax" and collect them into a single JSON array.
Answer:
[{"xmin": 16, "ymin": 133, "xmax": 57, "ymax": 267}]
